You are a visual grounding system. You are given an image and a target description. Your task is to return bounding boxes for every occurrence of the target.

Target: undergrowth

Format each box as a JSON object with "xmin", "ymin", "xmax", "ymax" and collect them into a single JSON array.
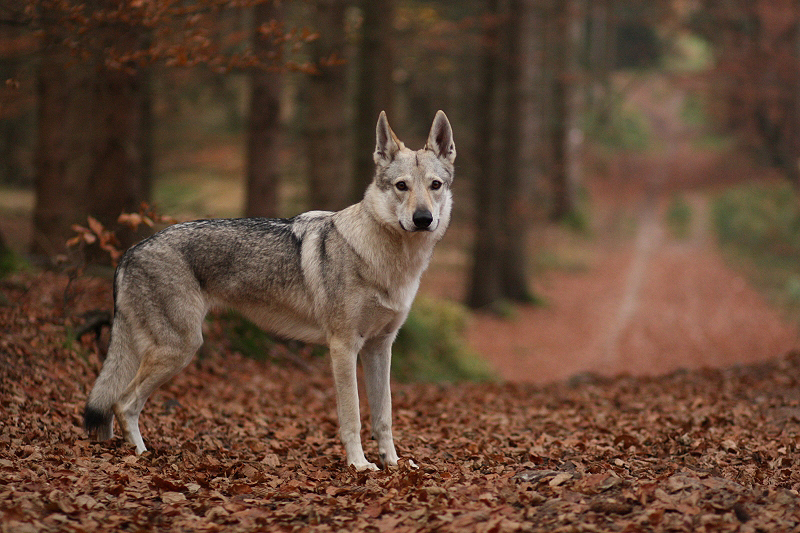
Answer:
[
  {"xmin": 712, "ymin": 181, "xmax": 800, "ymax": 319},
  {"xmin": 392, "ymin": 297, "xmax": 496, "ymax": 383},
  {"xmin": 666, "ymin": 193, "xmax": 693, "ymax": 239},
  {"xmin": 583, "ymin": 92, "xmax": 652, "ymax": 152},
  {"xmin": 0, "ymin": 248, "xmax": 26, "ymax": 279},
  {"xmin": 217, "ymin": 298, "xmax": 495, "ymax": 384}
]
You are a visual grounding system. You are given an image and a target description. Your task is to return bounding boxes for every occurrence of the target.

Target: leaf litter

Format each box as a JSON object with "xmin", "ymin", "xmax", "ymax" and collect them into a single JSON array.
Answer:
[{"xmin": 1, "ymin": 272, "xmax": 799, "ymax": 532}]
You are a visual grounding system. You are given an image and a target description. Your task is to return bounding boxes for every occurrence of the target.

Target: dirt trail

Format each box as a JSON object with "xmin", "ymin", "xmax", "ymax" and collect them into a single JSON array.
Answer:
[
  {"xmin": 463, "ymin": 79, "xmax": 800, "ymax": 384},
  {"xmin": 467, "ymin": 185, "xmax": 799, "ymax": 383}
]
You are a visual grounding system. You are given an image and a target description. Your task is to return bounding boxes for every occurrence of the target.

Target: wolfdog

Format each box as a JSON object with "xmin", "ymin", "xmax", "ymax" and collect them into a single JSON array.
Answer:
[{"xmin": 84, "ymin": 111, "xmax": 456, "ymax": 471}]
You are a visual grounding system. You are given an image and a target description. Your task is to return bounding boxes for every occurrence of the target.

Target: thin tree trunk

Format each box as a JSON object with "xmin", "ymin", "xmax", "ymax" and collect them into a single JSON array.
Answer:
[
  {"xmin": 789, "ymin": 6, "xmax": 800, "ymax": 189},
  {"xmin": 550, "ymin": 0, "xmax": 580, "ymax": 222},
  {"xmin": 467, "ymin": 0, "xmax": 505, "ymax": 309},
  {"xmin": 566, "ymin": 0, "xmax": 584, "ymax": 215},
  {"xmin": 498, "ymin": 0, "xmax": 543, "ymax": 302},
  {"xmin": 351, "ymin": 0, "xmax": 394, "ymax": 202},
  {"xmin": 586, "ymin": 0, "xmax": 613, "ymax": 125},
  {"xmin": 305, "ymin": 0, "xmax": 350, "ymax": 211},
  {"xmin": 86, "ymin": 7, "xmax": 151, "ymax": 258},
  {"xmin": 245, "ymin": 1, "xmax": 283, "ymax": 217}
]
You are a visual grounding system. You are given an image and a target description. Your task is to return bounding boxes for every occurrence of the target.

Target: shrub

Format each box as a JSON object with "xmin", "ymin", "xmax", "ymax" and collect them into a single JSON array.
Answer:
[
  {"xmin": 712, "ymin": 181, "xmax": 800, "ymax": 317},
  {"xmin": 666, "ymin": 193, "xmax": 693, "ymax": 239},
  {"xmin": 215, "ymin": 298, "xmax": 496, "ymax": 384},
  {"xmin": 713, "ymin": 182, "xmax": 800, "ymax": 259},
  {"xmin": 392, "ymin": 297, "xmax": 496, "ymax": 383}
]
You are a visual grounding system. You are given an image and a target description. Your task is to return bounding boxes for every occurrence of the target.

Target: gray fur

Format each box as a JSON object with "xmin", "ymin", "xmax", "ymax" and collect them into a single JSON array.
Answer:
[{"xmin": 84, "ymin": 111, "xmax": 456, "ymax": 471}]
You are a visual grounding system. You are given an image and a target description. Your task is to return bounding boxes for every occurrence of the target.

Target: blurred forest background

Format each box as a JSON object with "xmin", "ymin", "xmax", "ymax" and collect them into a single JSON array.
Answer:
[{"xmin": 2, "ymin": 0, "xmax": 800, "ymax": 382}]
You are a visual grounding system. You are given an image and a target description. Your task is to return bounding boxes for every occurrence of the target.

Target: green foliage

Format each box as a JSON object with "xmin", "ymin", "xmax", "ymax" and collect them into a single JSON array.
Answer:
[
  {"xmin": 583, "ymin": 96, "xmax": 652, "ymax": 152},
  {"xmin": 216, "ymin": 300, "xmax": 494, "ymax": 383},
  {"xmin": 680, "ymin": 92, "xmax": 708, "ymax": 127},
  {"xmin": 153, "ymin": 177, "xmax": 205, "ymax": 215},
  {"xmin": 680, "ymin": 92, "xmax": 736, "ymax": 151},
  {"xmin": 486, "ymin": 298, "xmax": 518, "ymax": 320},
  {"xmin": 666, "ymin": 193, "xmax": 693, "ymax": 239},
  {"xmin": 216, "ymin": 311, "xmax": 325, "ymax": 363},
  {"xmin": 663, "ymin": 33, "xmax": 713, "ymax": 72},
  {"xmin": 712, "ymin": 182, "xmax": 800, "ymax": 317},
  {"xmin": 220, "ymin": 311, "xmax": 278, "ymax": 362},
  {"xmin": 392, "ymin": 297, "xmax": 496, "ymax": 383},
  {"xmin": 0, "ymin": 248, "xmax": 26, "ymax": 279},
  {"xmin": 535, "ymin": 249, "xmax": 590, "ymax": 275},
  {"xmin": 713, "ymin": 182, "xmax": 800, "ymax": 258},
  {"xmin": 563, "ymin": 185, "xmax": 594, "ymax": 236}
]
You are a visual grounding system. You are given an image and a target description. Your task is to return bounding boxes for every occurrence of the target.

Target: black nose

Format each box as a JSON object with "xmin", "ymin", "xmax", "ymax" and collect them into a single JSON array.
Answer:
[{"xmin": 412, "ymin": 209, "xmax": 433, "ymax": 229}]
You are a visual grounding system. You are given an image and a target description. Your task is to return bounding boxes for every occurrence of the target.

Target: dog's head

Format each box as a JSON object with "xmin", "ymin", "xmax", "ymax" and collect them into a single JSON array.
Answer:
[{"xmin": 367, "ymin": 111, "xmax": 455, "ymax": 236}]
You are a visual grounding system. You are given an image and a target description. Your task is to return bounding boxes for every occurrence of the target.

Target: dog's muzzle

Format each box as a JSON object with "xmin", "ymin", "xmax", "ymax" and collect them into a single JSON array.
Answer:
[{"xmin": 412, "ymin": 209, "xmax": 433, "ymax": 230}]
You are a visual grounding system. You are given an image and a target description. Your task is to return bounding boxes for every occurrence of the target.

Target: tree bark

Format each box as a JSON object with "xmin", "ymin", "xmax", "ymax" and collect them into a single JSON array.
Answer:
[
  {"xmin": 498, "ymin": 0, "xmax": 544, "ymax": 302},
  {"xmin": 32, "ymin": 9, "xmax": 151, "ymax": 259},
  {"xmin": 31, "ymin": 35, "xmax": 94, "ymax": 257},
  {"xmin": 87, "ymin": 56, "xmax": 150, "ymax": 252},
  {"xmin": 351, "ymin": 0, "xmax": 394, "ymax": 202},
  {"xmin": 0, "ymin": 1, "xmax": 34, "ymax": 187},
  {"xmin": 304, "ymin": 0, "xmax": 350, "ymax": 211},
  {"xmin": 550, "ymin": 0, "xmax": 582, "ymax": 222},
  {"xmin": 586, "ymin": 0, "xmax": 613, "ymax": 126},
  {"xmin": 245, "ymin": 1, "xmax": 283, "ymax": 218},
  {"xmin": 466, "ymin": 0, "xmax": 505, "ymax": 309}
]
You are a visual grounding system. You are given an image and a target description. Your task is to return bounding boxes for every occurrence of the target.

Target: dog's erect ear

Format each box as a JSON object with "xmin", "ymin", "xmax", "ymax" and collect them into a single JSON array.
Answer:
[
  {"xmin": 425, "ymin": 110, "xmax": 456, "ymax": 164},
  {"xmin": 374, "ymin": 111, "xmax": 402, "ymax": 166}
]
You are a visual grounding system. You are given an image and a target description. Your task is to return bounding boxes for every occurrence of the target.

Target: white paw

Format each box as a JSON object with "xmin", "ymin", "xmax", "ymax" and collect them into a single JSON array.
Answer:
[
  {"xmin": 380, "ymin": 452, "xmax": 398, "ymax": 468},
  {"xmin": 351, "ymin": 460, "xmax": 379, "ymax": 472}
]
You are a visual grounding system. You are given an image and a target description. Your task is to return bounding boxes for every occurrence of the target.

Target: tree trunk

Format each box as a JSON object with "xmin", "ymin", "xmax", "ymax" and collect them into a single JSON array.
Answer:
[
  {"xmin": 566, "ymin": 0, "xmax": 585, "ymax": 215},
  {"xmin": 87, "ymin": 59, "xmax": 150, "ymax": 252},
  {"xmin": 789, "ymin": 7, "xmax": 800, "ymax": 189},
  {"xmin": 550, "ymin": 0, "xmax": 581, "ymax": 222},
  {"xmin": 245, "ymin": 1, "xmax": 283, "ymax": 218},
  {"xmin": 0, "ymin": 2, "xmax": 34, "ymax": 188},
  {"xmin": 32, "ymin": 10, "xmax": 151, "ymax": 260},
  {"xmin": 466, "ymin": 0, "xmax": 505, "ymax": 309},
  {"xmin": 498, "ymin": 0, "xmax": 544, "ymax": 302},
  {"xmin": 304, "ymin": 0, "xmax": 350, "ymax": 211},
  {"xmin": 31, "ymin": 36, "xmax": 94, "ymax": 257},
  {"xmin": 586, "ymin": 0, "xmax": 613, "ymax": 125},
  {"xmin": 351, "ymin": 0, "xmax": 394, "ymax": 202}
]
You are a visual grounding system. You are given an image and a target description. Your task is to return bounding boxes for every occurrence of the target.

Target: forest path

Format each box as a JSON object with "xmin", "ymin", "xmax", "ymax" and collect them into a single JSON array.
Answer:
[
  {"xmin": 465, "ymin": 160, "xmax": 799, "ymax": 384},
  {"xmin": 460, "ymin": 77, "xmax": 800, "ymax": 383}
]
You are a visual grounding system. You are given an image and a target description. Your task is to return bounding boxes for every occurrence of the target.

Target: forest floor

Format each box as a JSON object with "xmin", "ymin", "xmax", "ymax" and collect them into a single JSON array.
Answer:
[{"xmin": 2, "ymin": 272, "xmax": 800, "ymax": 532}]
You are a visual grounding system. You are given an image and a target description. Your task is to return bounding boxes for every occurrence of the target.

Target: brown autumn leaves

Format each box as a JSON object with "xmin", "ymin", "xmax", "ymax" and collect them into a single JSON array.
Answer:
[{"xmin": 1, "ymin": 272, "xmax": 799, "ymax": 533}]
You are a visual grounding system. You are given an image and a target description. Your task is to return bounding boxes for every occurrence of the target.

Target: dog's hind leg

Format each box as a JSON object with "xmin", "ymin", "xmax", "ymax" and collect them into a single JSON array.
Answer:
[
  {"xmin": 113, "ymin": 342, "xmax": 199, "ymax": 454},
  {"xmin": 361, "ymin": 334, "xmax": 399, "ymax": 468},
  {"xmin": 84, "ymin": 313, "xmax": 144, "ymax": 442},
  {"xmin": 113, "ymin": 319, "xmax": 204, "ymax": 454}
]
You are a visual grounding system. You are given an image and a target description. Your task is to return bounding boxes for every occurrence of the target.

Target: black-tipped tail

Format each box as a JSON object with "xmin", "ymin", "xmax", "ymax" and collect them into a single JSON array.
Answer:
[{"xmin": 83, "ymin": 404, "xmax": 112, "ymax": 438}]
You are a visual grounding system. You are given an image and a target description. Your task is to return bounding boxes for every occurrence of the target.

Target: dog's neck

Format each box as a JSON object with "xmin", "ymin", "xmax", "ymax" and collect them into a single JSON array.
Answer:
[{"xmin": 334, "ymin": 200, "xmax": 439, "ymax": 287}]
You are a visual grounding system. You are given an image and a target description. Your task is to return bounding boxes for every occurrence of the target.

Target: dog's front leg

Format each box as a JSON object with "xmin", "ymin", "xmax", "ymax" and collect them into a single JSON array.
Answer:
[
  {"xmin": 361, "ymin": 334, "xmax": 399, "ymax": 468},
  {"xmin": 329, "ymin": 336, "xmax": 377, "ymax": 471}
]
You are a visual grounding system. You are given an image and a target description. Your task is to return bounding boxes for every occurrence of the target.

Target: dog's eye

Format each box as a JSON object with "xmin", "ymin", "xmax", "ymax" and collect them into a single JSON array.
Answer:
[
  {"xmin": 431, "ymin": 180, "xmax": 442, "ymax": 190},
  {"xmin": 395, "ymin": 181, "xmax": 408, "ymax": 191}
]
